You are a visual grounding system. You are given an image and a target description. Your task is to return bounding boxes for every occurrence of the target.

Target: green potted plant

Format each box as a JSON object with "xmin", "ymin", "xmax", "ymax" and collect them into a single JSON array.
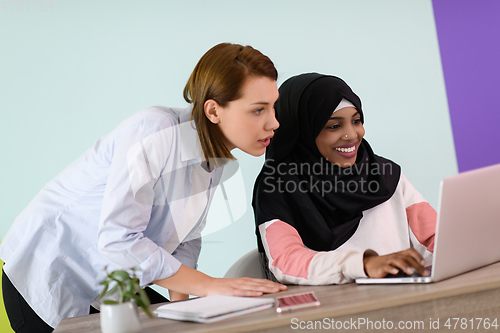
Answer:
[{"xmin": 97, "ymin": 267, "xmax": 153, "ymax": 333}]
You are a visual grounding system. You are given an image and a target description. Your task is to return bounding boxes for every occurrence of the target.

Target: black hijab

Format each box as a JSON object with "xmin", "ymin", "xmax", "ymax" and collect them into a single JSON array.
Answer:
[{"xmin": 252, "ymin": 73, "xmax": 401, "ymax": 253}]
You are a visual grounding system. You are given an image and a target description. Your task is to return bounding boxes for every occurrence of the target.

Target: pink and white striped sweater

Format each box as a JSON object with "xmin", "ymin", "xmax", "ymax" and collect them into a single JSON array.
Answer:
[{"xmin": 258, "ymin": 173, "xmax": 436, "ymax": 285}]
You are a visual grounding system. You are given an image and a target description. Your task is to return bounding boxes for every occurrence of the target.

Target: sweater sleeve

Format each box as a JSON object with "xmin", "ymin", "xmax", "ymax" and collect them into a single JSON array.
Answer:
[
  {"xmin": 259, "ymin": 220, "xmax": 367, "ymax": 285},
  {"xmin": 401, "ymin": 173, "xmax": 437, "ymax": 262}
]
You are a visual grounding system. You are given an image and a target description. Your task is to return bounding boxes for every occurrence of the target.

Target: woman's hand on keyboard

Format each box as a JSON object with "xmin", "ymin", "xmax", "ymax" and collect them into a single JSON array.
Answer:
[{"xmin": 363, "ymin": 248, "xmax": 430, "ymax": 278}]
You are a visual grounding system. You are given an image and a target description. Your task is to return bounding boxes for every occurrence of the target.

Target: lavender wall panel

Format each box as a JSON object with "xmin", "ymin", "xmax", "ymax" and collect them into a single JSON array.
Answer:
[{"xmin": 432, "ymin": 0, "xmax": 500, "ymax": 172}]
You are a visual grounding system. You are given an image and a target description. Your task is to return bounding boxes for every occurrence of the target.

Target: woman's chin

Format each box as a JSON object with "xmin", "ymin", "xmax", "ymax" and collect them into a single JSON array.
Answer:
[
  {"xmin": 339, "ymin": 157, "xmax": 358, "ymax": 168},
  {"xmin": 240, "ymin": 147, "xmax": 266, "ymax": 157},
  {"xmin": 252, "ymin": 151, "xmax": 266, "ymax": 157},
  {"xmin": 328, "ymin": 156, "xmax": 357, "ymax": 168}
]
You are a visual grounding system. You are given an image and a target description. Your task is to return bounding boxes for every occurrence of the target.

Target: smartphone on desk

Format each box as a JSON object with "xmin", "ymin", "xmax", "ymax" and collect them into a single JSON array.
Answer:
[{"xmin": 275, "ymin": 292, "xmax": 321, "ymax": 313}]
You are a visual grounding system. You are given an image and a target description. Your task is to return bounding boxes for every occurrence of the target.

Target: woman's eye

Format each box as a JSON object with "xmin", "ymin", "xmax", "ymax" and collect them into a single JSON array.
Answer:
[
  {"xmin": 254, "ymin": 108, "xmax": 264, "ymax": 114},
  {"xmin": 353, "ymin": 118, "xmax": 361, "ymax": 124},
  {"xmin": 327, "ymin": 124, "xmax": 340, "ymax": 130}
]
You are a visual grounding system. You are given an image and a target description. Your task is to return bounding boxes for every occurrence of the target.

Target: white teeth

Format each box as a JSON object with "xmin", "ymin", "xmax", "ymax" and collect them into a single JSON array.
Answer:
[{"xmin": 335, "ymin": 146, "xmax": 355, "ymax": 153}]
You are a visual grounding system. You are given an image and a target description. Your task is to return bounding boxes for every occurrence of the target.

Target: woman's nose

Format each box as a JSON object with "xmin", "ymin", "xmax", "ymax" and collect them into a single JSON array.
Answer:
[
  {"xmin": 267, "ymin": 109, "xmax": 279, "ymax": 131},
  {"xmin": 343, "ymin": 125, "xmax": 357, "ymax": 140}
]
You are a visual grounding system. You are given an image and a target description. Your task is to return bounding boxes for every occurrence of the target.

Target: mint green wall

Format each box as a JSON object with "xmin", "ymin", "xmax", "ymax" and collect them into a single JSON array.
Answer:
[{"xmin": 0, "ymin": 0, "xmax": 456, "ymax": 281}]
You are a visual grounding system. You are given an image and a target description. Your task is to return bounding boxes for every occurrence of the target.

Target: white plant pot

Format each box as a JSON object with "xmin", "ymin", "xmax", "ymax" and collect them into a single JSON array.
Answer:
[{"xmin": 100, "ymin": 302, "xmax": 141, "ymax": 333}]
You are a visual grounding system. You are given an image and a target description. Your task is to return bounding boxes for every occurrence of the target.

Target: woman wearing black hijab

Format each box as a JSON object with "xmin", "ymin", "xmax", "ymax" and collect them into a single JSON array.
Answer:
[{"xmin": 252, "ymin": 73, "xmax": 436, "ymax": 285}]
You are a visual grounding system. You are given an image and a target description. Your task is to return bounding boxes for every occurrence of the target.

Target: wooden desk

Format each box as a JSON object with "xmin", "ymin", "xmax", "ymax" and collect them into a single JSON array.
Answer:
[{"xmin": 54, "ymin": 262, "xmax": 500, "ymax": 332}]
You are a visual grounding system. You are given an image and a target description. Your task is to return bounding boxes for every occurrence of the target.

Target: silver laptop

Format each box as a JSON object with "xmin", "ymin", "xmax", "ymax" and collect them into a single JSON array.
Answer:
[{"xmin": 356, "ymin": 163, "xmax": 500, "ymax": 284}]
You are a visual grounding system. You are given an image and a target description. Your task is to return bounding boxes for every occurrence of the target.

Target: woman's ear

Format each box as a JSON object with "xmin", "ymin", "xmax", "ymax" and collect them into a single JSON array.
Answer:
[{"xmin": 204, "ymin": 99, "xmax": 221, "ymax": 124}]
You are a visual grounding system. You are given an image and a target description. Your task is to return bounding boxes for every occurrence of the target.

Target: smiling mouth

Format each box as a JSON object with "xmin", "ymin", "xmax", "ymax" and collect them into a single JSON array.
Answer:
[{"xmin": 335, "ymin": 146, "xmax": 356, "ymax": 153}]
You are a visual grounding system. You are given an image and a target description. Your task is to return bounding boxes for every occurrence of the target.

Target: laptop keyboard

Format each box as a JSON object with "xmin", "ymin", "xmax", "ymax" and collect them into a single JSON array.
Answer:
[{"xmin": 386, "ymin": 266, "xmax": 433, "ymax": 278}]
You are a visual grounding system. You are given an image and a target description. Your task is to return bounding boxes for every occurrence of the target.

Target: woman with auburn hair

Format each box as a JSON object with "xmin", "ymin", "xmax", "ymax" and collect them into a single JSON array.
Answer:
[
  {"xmin": 0, "ymin": 43, "xmax": 285, "ymax": 332},
  {"xmin": 253, "ymin": 73, "xmax": 436, "ymax": 285}
]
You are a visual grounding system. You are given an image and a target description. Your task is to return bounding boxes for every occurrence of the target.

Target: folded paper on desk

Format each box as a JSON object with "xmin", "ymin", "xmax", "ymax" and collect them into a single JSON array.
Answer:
[{"xmin": 154, "ymin": 295, "xmax": 275, "ymax": 323}]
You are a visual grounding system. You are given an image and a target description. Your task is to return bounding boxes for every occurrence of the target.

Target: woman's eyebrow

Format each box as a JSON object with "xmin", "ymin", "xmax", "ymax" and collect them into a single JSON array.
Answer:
[{"xmin": 329, "ymin": 111, "xmax": 360, "ymax": 120}]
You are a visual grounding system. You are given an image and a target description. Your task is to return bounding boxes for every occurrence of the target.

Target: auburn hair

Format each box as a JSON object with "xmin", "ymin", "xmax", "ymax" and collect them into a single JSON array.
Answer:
[{"xmin": 183, "ymin": 43, "xmax": 278, "ymax": 166}]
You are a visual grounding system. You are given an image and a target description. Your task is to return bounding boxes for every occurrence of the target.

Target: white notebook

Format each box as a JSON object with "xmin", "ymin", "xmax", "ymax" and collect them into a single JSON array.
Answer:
[{"xmin": 154, "ymin": 295, "xmax": 275, "ymax": 323}]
